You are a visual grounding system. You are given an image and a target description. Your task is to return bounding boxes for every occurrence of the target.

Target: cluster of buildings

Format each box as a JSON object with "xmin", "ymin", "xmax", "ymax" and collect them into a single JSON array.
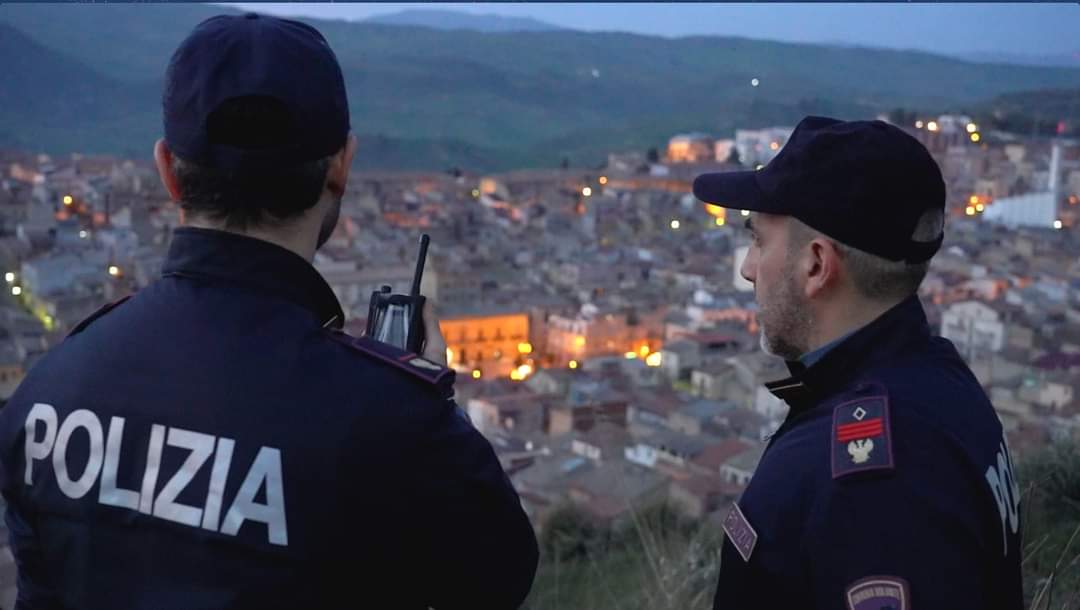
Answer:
[{"xmin": 0, "ymin": 114, "xmax": 1076, "ymax": 552}]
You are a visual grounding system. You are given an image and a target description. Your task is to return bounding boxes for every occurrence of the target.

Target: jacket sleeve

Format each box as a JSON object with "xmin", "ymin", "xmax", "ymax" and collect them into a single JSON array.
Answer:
[
  {"xmin": 799, "ymin": 449, "xmax": 992, "ymax": 609},
  {"xmin": 1, "ymin": 401, "xmax": 59, "ymax": 609},
  {"xmin": 406, "ymin": 398, "xmax": 539, "ymax": 610}
]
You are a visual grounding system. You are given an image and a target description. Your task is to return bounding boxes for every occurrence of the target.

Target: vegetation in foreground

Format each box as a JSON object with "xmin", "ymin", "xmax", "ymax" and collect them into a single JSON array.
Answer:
[{"xmin": 524, "ymin": 440, "xmax": 1080, "ymax": 609}]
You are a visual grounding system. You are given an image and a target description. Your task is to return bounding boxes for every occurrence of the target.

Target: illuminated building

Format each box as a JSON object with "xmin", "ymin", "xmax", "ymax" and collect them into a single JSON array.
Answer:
[
  {"xmin": 545, "ymin": 305, "xmax": 665, "ymax": 366},
  {"xmin": 439, "ymin": 306, "xmax": 530, "ymax": 377},
  {"xmin": 666, "ymin": 133, "xmax": 715, "ymax": 163}
]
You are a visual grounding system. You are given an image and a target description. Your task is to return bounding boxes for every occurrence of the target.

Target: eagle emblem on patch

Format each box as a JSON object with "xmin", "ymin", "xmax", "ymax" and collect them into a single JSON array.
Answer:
[
  {"xmin": 845, "ymin": 575, "xmax": 910, "ymax": 610},
  {"xmin": 832, "ymin": 395, "xmax": 893, "ymax": 478}
]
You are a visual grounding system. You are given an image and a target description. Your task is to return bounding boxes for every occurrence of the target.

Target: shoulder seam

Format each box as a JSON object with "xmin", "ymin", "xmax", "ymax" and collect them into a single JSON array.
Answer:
[{"xmin": 326, "ymin": 332, "xmax": 455, "ymax": 389}]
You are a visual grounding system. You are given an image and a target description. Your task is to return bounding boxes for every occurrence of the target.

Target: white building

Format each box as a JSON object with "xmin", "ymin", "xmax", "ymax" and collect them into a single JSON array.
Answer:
[
  {"xmin": 313, "ymin": 258, "xmax": 438, "ymax": 319},
  {"xmin": 753, "ymin": 385, "xmax": 787, "ymax": 420},
  {"xmin": 984, "ymin": 143, "xmax": 1063, "ymax": 230},
  {"xmin": 735, "ymin": 127, "xmax": 794, "ymax": 167},
  {"xmin": 714, "ymin": 139, "xmax": 736, "ymax": 164},
  {"xmin": 940, "ymin": 301, "xmax": 1006, "ymax": 361}
]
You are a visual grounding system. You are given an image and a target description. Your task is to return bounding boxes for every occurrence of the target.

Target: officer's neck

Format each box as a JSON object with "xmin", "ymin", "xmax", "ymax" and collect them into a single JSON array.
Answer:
[
  {"xmin": 804, "ymin": 295, "xmax": 897, "ymax": 354},
  {"xmin": 180, "ymin": 212, "xmax": 321, "ymax": 263}
]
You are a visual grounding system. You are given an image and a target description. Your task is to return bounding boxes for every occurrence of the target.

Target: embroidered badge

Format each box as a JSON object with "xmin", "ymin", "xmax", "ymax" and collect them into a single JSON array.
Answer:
[
  {"xmin": 832, "ymin": 396, "xmax": 894, "ymax": 478},
  {"xmin": 721, "ymin": 502, "xmax": 758, "ymax": 562},
  {"xmin": 845, "ymin": 576, "xmax": 910, "ymax": 610}
]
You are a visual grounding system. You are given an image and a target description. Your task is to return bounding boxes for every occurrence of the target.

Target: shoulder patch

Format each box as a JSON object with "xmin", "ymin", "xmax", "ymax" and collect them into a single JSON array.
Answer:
[
  {"xmin": 831, "ymin": 395, "xmax": 894, "ymax": 479},
  {"xmin": 65, "ymin": 295, "xmax": 132, "ymax": 339},
  {"xmin": 721, "ymin": 502, "xmax": 758, "ymax": 562},
  {"xmin": 845, "ymin": 575, "xmax": 909, "ymax": 610},
  {"xmin": 329, "ymin": 332, "xmax": 455, "ymax": 395}
]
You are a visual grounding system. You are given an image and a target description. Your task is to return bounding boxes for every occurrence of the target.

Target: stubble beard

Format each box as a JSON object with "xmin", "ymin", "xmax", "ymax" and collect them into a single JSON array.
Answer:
[{"xmin": 757, "ymin": 262, "xmax": 812, "ymax": 361}]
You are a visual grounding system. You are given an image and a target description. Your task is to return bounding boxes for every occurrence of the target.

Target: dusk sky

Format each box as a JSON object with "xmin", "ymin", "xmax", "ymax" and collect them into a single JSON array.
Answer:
[{"xmin": 222, "ymin": 3, "xmax": 1080, "ymax": 58}]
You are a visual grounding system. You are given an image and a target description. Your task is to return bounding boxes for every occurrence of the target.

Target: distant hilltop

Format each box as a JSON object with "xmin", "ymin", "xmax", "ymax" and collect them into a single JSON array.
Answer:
[
  {"xmin": 2, "ymin": 4, "xmax": 1080, "ymax": 171},
  {"xmin": 363, "ymin": 9, "xmax": 566, "ymax": 33}
]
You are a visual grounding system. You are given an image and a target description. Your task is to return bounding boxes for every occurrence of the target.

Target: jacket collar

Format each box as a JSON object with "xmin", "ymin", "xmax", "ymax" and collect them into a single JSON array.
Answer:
[
  {"xmin": 764, "ymin": 294, "xmax": 931, "ymax": 412},
  {"xmin": 161, "ymin": 227, "xmax": 345, "ymax": 330}
]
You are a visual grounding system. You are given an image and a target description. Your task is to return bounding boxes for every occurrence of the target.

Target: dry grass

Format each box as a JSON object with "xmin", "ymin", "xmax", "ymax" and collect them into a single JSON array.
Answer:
[{"xmin": 523, "ymin": 440, "xmax": 1080, "ymax": 610}]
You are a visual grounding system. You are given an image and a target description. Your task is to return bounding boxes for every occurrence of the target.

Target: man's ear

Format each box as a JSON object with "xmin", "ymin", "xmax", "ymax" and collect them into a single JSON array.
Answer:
[
  {"xmin": 326, "ymin": 134, "xmax": 358, "ymax": 198},
  {"xmin": 154, "ymin": 138, "xmax": 183, "ymax": 202},
  {"xmin": 804, "ymin": 238, "xmax": 841, "ymax": 299}
]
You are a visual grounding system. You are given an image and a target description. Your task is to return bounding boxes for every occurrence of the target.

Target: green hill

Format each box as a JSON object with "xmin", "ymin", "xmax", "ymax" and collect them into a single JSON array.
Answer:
[{"xmin": 2, "ymin": 4, "xmax": 1079, "ymax": 170}]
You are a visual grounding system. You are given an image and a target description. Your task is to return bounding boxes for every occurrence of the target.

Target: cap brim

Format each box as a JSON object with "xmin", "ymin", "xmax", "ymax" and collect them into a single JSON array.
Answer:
[{"xmin": 692, "ymin": 170, "xmax": 783, "ymax": 214}]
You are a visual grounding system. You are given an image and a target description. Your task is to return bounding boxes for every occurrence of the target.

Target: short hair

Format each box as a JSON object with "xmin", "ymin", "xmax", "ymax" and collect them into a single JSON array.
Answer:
[
  {"xmin": 788, "ymin": 209, "xmax": 944, "ymax": 302},
  {"xmin": 171, "ymin": 95, "xmax": 335, "ymax": 231}
]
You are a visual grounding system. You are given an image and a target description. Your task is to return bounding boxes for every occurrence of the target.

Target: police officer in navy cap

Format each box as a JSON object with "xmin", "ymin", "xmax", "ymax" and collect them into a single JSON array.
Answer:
[
  {"xmin": 0, "ymin": 13, "xmax": 538, "ymax": 609},
  {"xmin": 693, "ymin": 116, "xmax": 1022, "ymax": 609}
]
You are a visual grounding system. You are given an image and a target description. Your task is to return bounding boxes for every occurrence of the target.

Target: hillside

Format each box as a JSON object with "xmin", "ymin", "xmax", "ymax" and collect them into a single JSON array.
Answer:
[
  {"xmin": 365, "ymin": 10, "xmax": 564, "ymax": 32},
  {"xmin": 2, "ymin": 4, "xmax": 1079, "ymax": 170}
]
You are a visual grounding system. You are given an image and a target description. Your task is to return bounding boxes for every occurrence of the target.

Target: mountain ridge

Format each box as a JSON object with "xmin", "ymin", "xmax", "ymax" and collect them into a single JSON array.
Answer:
[
  {"xmin": 364, "ymin": 9, "xmax": 564, "ymax": 33},
  {"xmin": 2, "ymin": 4, "xmax": 1079, "ymax": 170}
]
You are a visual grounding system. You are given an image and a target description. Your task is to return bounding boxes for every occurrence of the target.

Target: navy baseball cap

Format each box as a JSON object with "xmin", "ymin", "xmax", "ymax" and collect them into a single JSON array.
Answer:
[
  {"xmin": 693, "ymin": 116, "xmax": 946, "ymax": 263},
  {"xmin": 163, "ymin": 12, "xmax": 350, "ymax": 172}
]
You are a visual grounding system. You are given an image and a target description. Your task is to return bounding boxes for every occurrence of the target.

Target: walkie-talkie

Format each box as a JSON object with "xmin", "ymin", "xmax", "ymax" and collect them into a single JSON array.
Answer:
[{"xmin": 365, "ymin": 234, "xmax": 429, "ymax": 354}]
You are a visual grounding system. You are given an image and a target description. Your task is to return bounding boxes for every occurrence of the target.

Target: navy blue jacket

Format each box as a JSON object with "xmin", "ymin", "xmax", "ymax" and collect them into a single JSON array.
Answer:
[
  {"xmin": 713, "ymin": 296, "xmax": 1023, "ymax": 609},
  {"xmin": 0, "ymin": 227, "xmax": 539, "ymax": 610}
]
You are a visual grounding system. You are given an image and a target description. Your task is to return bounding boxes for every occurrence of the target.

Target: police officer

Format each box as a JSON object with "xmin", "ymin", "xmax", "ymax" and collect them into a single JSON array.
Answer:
[
  {"xmin": 693, "ymin": 116, "xmax": 1022, "ymax": 609},
  {"xmin": 0, "ymin": 13, "xmax": 538, "ymax": 610}
]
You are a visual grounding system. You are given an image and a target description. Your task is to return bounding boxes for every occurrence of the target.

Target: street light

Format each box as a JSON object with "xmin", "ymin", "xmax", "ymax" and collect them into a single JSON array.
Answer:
[
  {"xmin": 751, "ymin": 78, "xmax": 760, "ymax": 87},
  {"xmin": 598, "ymin": 176, "xmax": 608, "ymax": 185},
  {"xmin": 1053, "ymin": 220, "xmax": 1063, "ymax": 230},
  {"xmin": 927, "ymin": 121, "xmax": 939, "ymax": 132},
  {"xmin": 915, "ymin": 120, "xmax": 925, "ymax": 129},
  {"xmin": 108, "ymin": 265, "xmax": 120, "ymax": 277},
  {"xmin": 63, "ymin": 195, "xmax": 73, "ymax": 206},
  {"xmin": 11, "ymin": 286, "xmax": 22, "ymax": 296},
  {"xmin": 966, "ymin": 123, "xmax": 978, "ymax": 133},
  {"xmin": 670, "ymin": 219, "xmax": 680, "ymax": 230},
  {"xmin": 4, "ymin": 272, "xmax": 14, "ymax": 283},
  {"xmin": 582, "ymin": 186, "xmax": 592, "ymax": 197}
]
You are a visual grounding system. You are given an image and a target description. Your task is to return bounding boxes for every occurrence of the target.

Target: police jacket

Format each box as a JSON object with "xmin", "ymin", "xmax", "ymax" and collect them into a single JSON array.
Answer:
[
  {"xmin": 713, "ymin": 295, "xmax": 1023, "ymax": 609},
  {"xmin": 0, "ymin": 227, "xmax": 539, "ymax": 610}
]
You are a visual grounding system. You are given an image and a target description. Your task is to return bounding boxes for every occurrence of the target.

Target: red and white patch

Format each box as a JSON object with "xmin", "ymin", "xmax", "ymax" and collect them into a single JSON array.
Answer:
[{"xmin": 832, "ymin": 396, "xmax": 894, "ymax": 479}]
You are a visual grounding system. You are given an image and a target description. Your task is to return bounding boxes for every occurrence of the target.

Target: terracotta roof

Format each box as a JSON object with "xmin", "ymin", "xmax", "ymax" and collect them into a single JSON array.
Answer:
[{"xmin": 691, "ymin": 438, "xmax": 754, "ymax": 471}]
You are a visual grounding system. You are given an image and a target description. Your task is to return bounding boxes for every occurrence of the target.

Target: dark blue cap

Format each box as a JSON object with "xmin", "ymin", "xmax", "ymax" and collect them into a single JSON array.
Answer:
[
  {"xmin": 162, "ymin": 12, "xmax": 350, "ymax": 172},
  {"xmin": 693, "ymin": 116, "xmax": 946, "ymax": 263}
]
